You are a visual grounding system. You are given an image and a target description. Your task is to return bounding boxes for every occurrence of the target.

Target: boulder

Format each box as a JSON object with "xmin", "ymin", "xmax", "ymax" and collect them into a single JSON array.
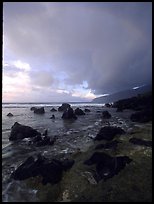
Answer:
[
  {"xmin": 11, "ymin": 155, "xmax": 74, "ymax": 185},
  {"xmin": 62, "ymin": 107, "xmax": 77, "ymax": 120},
  {"xmin": 129, "ymin": 137, "xmax": 152, "ymax": 147},
  {"xmin": 95, "ymin": 140, "xmax": 121, "ymax": 150},
  {"xmin": 130, "ymin": 109, "xmax": 152, "ymax": 123},
  {"xmin": 74, "ymin": 108, "xmax": 85, "ymax": 115},
  {"xmin": 34, "ymin": 107, "xmax": 45, "ymax": 114},
  {"xmin": 102, "ymin": 111, "xmax": 111, "ymax": 119},
  {"xmin": 85, "ymin": 108, "xmax": 91, "ymax": 112},
  {"xmin": 30, "ymin": 107, "xmax": 37, "ymax": 111},
  {"xmin": 7, "ymin": 113, "xmax": 13, "ymax": 117},
  {"xmin": 58, "ymin": 103, "xmax": 71, "ymax": 112},
  {"xmin": 9, "ymin": 122, "xmax": 41, "ymax": 141},
  {"xmin": 84, "ymin": 152, "xmax": 132, "ymax": 182},
  {"xmin": 94, "ymin": 126, "xmax": 125, "ymax": 141},
  {"xmin": 50, "ymin": 108, "xmax": 57, "ymax": 112}
]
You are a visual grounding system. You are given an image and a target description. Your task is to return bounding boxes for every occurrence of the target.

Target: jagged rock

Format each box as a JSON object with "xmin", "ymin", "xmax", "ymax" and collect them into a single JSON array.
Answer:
[
  {"xmin": 7, "ymin": 113, "xmax": 13, "ymax": 117},
  {"xmin": 9, "ymin": 122, "xmax": 41, "ymax": 141},
  {"xmin": 102, "ymin": 111, "xmax": 111, "ymax": 119},
  {"xmin": 95, "ymin": 140, "xmax": 121, "ymax": 150},
  {"xmin": 58, "ymin": 103, "xmax": 71, "ymax": 112},
  {"xmin": 74, "ymin": 108, "xmax": 85, "ymax": 115},
  {"xmin": 62, "ymin": 107, "xmax": 77, "ymax": 120},
  {"xmin": 50, "ymin": 108, "xmax": 57, "ymax": 112},
  {"xmin": 129, "ymin": 137, "xmax": 152, "ymax": 147},
  {"xmin": 34, "ymin": 107, "xmax": 45, "ymax": 114},
  {"xmin": 84, "ymin": 152, "xmax": 132, "ymax": 182},
  {"xmin": 11, "ymin": 155, "xmax": 74, "ymax": 185},
  {"xmin": 94, "ymin": 126, "xmax": 125, "ymax": 141},
  {"xmin": 85, "ymin": 108, "xmax": 91, "ymax": 112},
  {"xmin": 130, "ymin": 109, "xmax": 152, "ymax": 123}
]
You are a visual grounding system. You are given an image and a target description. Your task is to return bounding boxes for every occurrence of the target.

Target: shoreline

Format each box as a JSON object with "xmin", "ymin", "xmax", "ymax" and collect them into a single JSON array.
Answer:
[{"xmin": 24, "ymin": 121, "xmax": 152, "ymax": 202}]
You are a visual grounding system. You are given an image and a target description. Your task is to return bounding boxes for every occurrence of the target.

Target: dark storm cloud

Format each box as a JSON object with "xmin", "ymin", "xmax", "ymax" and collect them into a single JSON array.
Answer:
[{"xmin": 3, "ymin": 2, "xmax": 152, "ymax": 95}]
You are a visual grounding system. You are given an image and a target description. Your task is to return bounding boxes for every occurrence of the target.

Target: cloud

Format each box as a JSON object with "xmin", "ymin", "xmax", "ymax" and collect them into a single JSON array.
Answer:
[{"xmin": 3, "ymin": 2, "xmax": 152, "ymax": 102}]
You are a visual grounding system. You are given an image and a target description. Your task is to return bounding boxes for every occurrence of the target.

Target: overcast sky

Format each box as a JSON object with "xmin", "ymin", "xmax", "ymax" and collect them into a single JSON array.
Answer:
[{"xmin": 3, "ymin": 2, "xmax": 152, "ymax": 102}]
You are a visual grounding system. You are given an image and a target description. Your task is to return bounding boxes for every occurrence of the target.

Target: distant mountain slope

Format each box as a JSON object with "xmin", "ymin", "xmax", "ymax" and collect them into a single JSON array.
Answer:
[{"xmin": 92, "ymin": 84, "xmax": 152, "ymax": 103}]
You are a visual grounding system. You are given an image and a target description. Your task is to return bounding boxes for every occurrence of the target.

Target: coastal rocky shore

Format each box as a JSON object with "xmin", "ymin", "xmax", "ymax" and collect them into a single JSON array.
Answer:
[{"xmin": 3, "ymin": 92, "xmax": 152, "ymax": 202}]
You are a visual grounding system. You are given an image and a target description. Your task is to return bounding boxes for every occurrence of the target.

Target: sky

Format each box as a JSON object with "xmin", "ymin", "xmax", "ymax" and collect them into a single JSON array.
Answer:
[{"xmin": 3, "ymin": 2, "xmax": 152, "ymax": 102}]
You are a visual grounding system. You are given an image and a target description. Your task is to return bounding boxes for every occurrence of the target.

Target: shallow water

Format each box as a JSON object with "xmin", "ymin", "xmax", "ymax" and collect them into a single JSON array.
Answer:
[{"xmin": 2, "ymin": 103, "xmax": 135, "ymax": 202}]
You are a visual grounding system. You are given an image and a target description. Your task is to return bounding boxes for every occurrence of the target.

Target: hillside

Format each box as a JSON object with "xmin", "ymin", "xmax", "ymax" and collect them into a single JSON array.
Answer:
[{"xmin": 92, "ymin": 84, "xmax": 152, "ymax": 103}]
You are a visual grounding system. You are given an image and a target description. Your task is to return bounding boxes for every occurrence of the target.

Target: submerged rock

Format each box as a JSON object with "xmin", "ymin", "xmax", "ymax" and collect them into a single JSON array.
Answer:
[
  {"xmin": 95, "ymin": 140, "xmax": 121, "ymax": 150},
  {"xmin": 9, "ymin": 122, "xmax": 41, "ymax": 141},
  {"xmin": 58, "ymin": 103, "xmax": 71, "ymax": 112},
  {"xmin": 11, "ymin": 155, "xmax": 74, "ymax": 185},
  {"xmin": 102, "ymin": 111, "xmax": 111, "ymax": 119},
  {"xmin": 94, "ymin": 126, "xmax": 125, "ymax": 141},
  {"xmin": 129, "ymin": 137, "xmax": 152, "ymax": 147},
  {"xmin": 75, "ymin": 108, "xmax": 85, "ymax": 115},
  {"xmin": 84, "ymin": 152, "xmax": 132, "ymax": 182},
  {"xmin": 62, "ymin": 107, "xmax": 77, "ymax": 120},
  {"xmin": 7, "ymin": 113, "xmax": 13, "ymax": 117}
]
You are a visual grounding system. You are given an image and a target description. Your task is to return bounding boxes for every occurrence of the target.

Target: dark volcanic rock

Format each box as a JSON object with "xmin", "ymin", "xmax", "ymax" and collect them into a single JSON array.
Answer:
[
  {"xmin": 102, "ymin": 111, "xmax": 111, "ymax": 119},
  {"xmin": 105, "ymin": 103, "xmax": 111, "ymax": 108},
  {"xmin": 11, "ymin": 155, "xmax": 74, "ymax": 185},
  {"xmin": 84, "ymin": 152, "xmax": 132, "ymax": 182},
  {"xmin": 30, "ymin": 107, "xmax": 37, "ymax": 111},
  {"xmin": 95, "ymin": 140, "xmax": 121, "ymax": 150},
  {"xmin": 94, "ymin": 126, "xmax": 125, "ymax": 141},
  {"xmin": 7, "ymin": 113, "xmax": 13, "ymax": 117},
  {"xmin": 9, "ymin": 122, "xmax": 41, "ymax": 141},
  {"xmin": 36, "ymin": 136, "xmax": 55, "ymax": 146},
  {"xmin": 75, "ymin": 108, "xmax": 85, "ymax": 115},
  {"xmin": 62, "ymin": 107, "xmax": 77, "ymax": 120},
  {"xmin": 129, "ymin": 137, "xmax": 152, "ymax": 147},
  {"xmin": 58, "ymin": 103, "xmax": 71, "ymax": 112},
  {"xmin": 50, "ymin": 108, "xmax": 57, "ymax": 112},
  {"xmin": 50, "ymin": 115, "xmax": 55, "ymax": 119},
  {"xmin": 34, "ymin": 107, "xmax": 45, "ymax": 114},
  {"xmin": 85, "ymin": 108, "xmax": 91, "ymax": 112},
  {"xmin": 130, "ymin": 109, "xmax": 152, "ymax": 123}
]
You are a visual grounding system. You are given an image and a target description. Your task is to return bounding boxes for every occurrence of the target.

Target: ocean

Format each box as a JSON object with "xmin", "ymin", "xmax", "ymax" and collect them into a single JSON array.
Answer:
[{"xmin": 2, "ymin": 102, "xmax": 135, "ymax": 202}]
